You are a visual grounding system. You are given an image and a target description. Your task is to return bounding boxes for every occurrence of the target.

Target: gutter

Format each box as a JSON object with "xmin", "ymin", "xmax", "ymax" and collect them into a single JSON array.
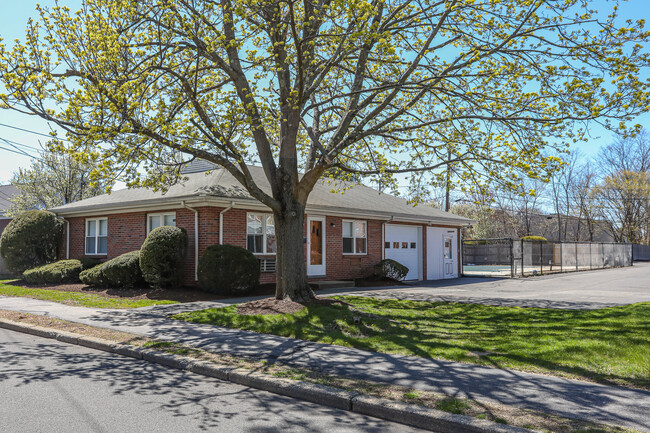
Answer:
[
  {"xmin": 219, "ymin": 201, "xmax": 236, "ymax": 245},
  {"xmin": 181, "ymin": 201, "xmax": 199, "ymax": 281}
]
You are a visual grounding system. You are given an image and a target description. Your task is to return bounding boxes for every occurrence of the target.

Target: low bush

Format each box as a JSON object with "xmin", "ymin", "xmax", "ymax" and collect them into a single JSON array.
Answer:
[
  {"xmin": 23, "ymin": 259, "xmax": 83, "ymax": 285},
  {"xmin": 198, "ymin": 244, "xmax": 259, "ymax": 296},
  {"xmin": 0, "ymin": 210, "xmax": 64, "ymax": 273},
  {"xmin": 80, "ymin": 251, "xmax": 143, "ymax": 288},
  {"xmin": 139, "ymin": 226, "xmax": 188, "ymax": 288},
  {"xmin": 373, "ymin": 259, "xmax": 409, "ymax": 281}
]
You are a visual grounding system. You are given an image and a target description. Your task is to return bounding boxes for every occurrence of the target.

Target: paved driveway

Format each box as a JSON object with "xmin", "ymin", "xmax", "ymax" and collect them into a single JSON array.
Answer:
[{"xmin": 322, "ymin": 262, "xmax": 650, "ymax": 309}]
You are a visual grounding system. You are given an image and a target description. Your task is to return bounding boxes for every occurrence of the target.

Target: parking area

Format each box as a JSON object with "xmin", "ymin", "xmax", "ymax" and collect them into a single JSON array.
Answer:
[{"xmin": 324, "ymin": 262, "xmax": 650, "ymax": 309}]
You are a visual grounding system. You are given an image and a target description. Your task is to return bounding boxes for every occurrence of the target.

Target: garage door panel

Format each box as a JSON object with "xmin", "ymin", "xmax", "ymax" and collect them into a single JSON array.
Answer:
[{"xmin": 385, "ymin": 225, "xmax": 420, "ymax": 280}]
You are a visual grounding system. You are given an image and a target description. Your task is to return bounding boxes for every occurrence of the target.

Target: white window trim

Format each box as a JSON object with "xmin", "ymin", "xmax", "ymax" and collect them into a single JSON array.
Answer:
[
  {"xmin": 85, "ymin": 217, "xmax": 108, "ymax": 256},
  {"xmin": 342, "ymin": 219, "xmax": 368, "ymax": 255},
  {"xmin": 147, "ymin": 212, "xmax": 177, "ymax": 234},
  {"xmin": 246, "ymin": 212, "xmax": 276, "ymax": 255}
]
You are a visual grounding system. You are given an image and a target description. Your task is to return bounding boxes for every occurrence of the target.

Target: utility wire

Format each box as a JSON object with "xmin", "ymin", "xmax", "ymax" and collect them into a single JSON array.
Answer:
[{"xmin": 0, "ymin": 122, "xmax": 69, "ymax": 142}]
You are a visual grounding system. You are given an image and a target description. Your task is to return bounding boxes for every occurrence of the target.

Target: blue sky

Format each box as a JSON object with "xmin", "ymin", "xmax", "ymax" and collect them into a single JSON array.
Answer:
[{"xmin": 0, "ymin": 0, "xmax": 649, "ymax": 186}]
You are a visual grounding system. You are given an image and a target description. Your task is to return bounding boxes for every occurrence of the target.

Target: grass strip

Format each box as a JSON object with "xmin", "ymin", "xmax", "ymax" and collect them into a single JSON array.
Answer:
[
  {"xmin": 173, "ymin": 296, "xmax": 650, "ymax": 389},
  {"xmin": 0, "ymin": 281, "xmax": 178, "ymax": 309}
]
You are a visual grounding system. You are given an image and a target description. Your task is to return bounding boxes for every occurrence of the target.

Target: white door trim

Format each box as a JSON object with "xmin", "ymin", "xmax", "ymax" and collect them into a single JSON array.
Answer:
[{"xmin": 307, "ymin": 215, "xmax": 327, "ymax": 276}]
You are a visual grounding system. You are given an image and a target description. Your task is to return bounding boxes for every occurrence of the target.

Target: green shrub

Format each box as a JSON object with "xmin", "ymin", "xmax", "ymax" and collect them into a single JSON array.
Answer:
[
  {"xmin": 139, "ymin": 226, "xmax": 188, "ymax": 288},
  {"xmin": 79, "ymin": 257, "xmax": 102, "ymax": 270},
  {"xmin": 198, "ymin": 244, "xmax": 259, "ymax": 296},
  {"xmin": 521, "ymin": 235, "xmax": 548, "ymax": 242},
  {"xmin": 0, "ymin": 210, "xmax": 64, "ymax": 273},
  {"xmin": 79, "ymin": 251, "xmax": 143, "ymax": 288},
  {"xmin": 373, "ymin": 259, "xmax": 409, "ymax": 281},
  {"xmin": 23, "ymin": 259, "xmax": 83, "ymax": 285}
]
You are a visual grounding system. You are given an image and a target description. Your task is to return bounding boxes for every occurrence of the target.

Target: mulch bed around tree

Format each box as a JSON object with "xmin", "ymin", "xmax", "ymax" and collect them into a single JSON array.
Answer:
[{"xmin": 237, "ymin": 296, "xmax": 347, "ymax": 316}]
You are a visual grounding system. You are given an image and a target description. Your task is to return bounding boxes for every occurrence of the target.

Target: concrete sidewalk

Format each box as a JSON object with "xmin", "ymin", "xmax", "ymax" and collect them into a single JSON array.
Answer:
[{"xmin": 1, "ymin": 295, "xmax": 649, "ymax": 431}]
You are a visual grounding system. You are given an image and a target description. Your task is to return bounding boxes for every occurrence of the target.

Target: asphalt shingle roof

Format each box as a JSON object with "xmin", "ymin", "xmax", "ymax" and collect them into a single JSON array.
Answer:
[{"xmin": 51, "ymin": 166, "xmax": 471, "ymax": 225}]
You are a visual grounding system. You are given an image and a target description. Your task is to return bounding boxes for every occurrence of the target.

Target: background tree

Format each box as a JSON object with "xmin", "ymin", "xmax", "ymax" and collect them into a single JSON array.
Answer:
[
  {"xmin": 1, "ymin": 0, "xmax": 649, "ymax": 301},
  {"xmin": 593, "ymin": 132, "xmax": 650, "ymax": 243},
  {"xmin": 8, "ymin": 148, "xmax": 109, "ymax": 215}
]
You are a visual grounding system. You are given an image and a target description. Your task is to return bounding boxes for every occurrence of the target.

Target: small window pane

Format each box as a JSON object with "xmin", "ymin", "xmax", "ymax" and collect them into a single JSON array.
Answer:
[
  {"xmin": 342, "ymin": 222, "xmax": 353, "ymax": 237},
  {"xmin": 97, "ymin": 237, "xmax": 108, "ymax": 255},
  {"xmin": 393, "ymin": 242, "xmax": 399, "ymax": 249},
  {"xmin": 149, "ymin": 216, "xmax": 161, "ymax": 230},
  {"xmin": 98, "ymin": 219, "xmax": 107, "ymax": 236},
  {"xmin": 87, "ymin": 220, "xmax": 96, "ymax": 237},
  {"xmin": 247, "ymin": 234, "xmax": 263, "ymax": 253},
  {"xmin": 355, "ymin": 237, "xmax": 367, "ymax": 254},
  {"xmin": 163, "ymin": 214, "xmax": 176, "ymax": 226},
  {"xmin": 247, "ymin": 214, "xmax": 263, "ymax": 234},
  {"xmin": 354, "ymin": 221, "xmax": 366, "ymax": 238},
  {"xmin": 410, "ymin": 242, "xmax": 416, "ymax": 249},
  {"xmin": 343, "ymin": 237, "xmax": 353, "ymax": 254},
  {"xmin": 85, "ymin": 237, "xmax": 96, "ymax": 255},
  {"xmin": 266, "ymin": 234, "xmax": 277, "ymax": 253},
  {"xmin": 402, "ymin": 242, "xmax": 408, "ymax": 249},
  {"xmin": 265, "ymin": 215, "xmax": 275, "ymax": 236},
  {"xmin": 385, "ymin": 242, "xmax": 390, "ymax": 249}
]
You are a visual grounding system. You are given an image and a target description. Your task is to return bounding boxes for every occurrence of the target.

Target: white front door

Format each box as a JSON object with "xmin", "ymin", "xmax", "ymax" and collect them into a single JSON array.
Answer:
[
  {"xmin": 384, "ymin": 225, "xmax": 421, "ymax": 280},
  {"xmin": 307, "ymin": 216, "xmax": 326, "ymax": 276},
  {"xmin": 443, "ymin": 234, "xmax": 458, "ymax": 278}
]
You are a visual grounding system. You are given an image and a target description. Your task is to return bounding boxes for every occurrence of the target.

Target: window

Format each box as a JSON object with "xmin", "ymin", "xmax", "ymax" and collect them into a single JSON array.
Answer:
[
  {"xmin": 342, "ymin": 220, "xmax": 367, "ymax": 254},
  {"xmin": 247, "ymin": 213, "xmax": 276, "ymax": 254},
  {"xmin": 147, "ymin": 212, "xmax": 176, "ymax": 233},
  {"xmin": 86, "ymin": 218, "xmax": 108, "ymax": 255}
]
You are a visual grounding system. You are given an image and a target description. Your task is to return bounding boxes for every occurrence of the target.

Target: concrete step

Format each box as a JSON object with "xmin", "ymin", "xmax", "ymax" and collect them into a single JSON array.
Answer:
[{"xmin": 309, "ymin": 280, "xmax": 355, "ymax": 290}]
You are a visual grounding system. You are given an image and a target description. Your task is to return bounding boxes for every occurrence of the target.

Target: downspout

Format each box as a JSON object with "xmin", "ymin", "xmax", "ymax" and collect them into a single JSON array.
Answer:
[
  {"xmin": 181, "ymin": 201, "xmax": 199, "ymax": 281},
  {"xmin": 219, "ymin": 201, "xmax": 236, "ymax": 245},
  {"xmin": 58, "ymin": 217, "xmax": 70, "ymax": 260}
]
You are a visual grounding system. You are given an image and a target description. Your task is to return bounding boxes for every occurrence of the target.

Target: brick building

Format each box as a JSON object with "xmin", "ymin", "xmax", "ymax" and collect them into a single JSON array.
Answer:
[{"xmin": 51, "ymin": 164, "xmax": 471, "ymax": 286}]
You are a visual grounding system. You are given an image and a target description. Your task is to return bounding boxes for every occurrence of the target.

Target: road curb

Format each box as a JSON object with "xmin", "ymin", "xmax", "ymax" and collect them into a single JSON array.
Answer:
[{"xmin": 0, "ymin": 318, "xmax": 534, "ymax": 433}]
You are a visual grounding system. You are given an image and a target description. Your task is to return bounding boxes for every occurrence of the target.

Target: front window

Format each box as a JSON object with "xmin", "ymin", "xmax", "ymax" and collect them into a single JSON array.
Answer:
[
  {"xmin": 342, "ymin": 220, "xmax": 367, "ymax": 254},
  {"xmin": 247, "ymin": 213, "xmax": 276, "ymax": 254},
  {"xmin": 86, "ymin": 218, "xmax": 108, "ymax": 255},
  {"xmin": 147, "ymin": 212, "xmax": 176, "ymax": 233}
]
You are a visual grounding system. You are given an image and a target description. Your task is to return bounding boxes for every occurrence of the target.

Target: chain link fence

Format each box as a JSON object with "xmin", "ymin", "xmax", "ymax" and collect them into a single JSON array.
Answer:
[
  {"xmin": 632, "ymin": 244, "xmax": 650, "ymax": 261},
  {"xmin": 463, "ymin": 238, "xmax": 633, "ymax": 278}
]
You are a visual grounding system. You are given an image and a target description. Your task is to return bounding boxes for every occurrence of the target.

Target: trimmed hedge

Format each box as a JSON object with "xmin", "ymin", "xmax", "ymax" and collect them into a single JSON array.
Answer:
[
  {"xmin": 521, "ymin": 235, "xmax": 548, "ymax": 242},
  {"xmin": 373, "ymin": 259, "xmax": 409, "ymax": 281},
  {"xmin": 79, "ymin": 251, "xmax": 143, "ymax": 288},
  {"xmin": 139, "ymin": 226, "xmax": 188, "ymax": 288},
  {"xmin": 198, "ymin": 244, "xmax": 259, "ymax": 296},
  {"xmin": 23, "ymin": 259, "xmax": 83, "ymax": 285},
  {"xmin": 0, "ymin": 210, "xmax": 64, "ymax": 273}
]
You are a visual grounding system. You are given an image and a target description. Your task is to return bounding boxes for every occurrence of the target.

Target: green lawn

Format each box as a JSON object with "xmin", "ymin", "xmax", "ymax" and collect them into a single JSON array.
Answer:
[
  {"xmin": 0, "ymin": 281, "xmax": 178, "ymax": 309},
  {"xmin": 173, "ymin": 296, "xmax": 650, "ymax": 389}
]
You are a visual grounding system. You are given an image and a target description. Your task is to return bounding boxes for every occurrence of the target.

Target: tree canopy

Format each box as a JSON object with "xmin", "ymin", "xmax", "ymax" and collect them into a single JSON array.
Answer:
[
  {"xmin": 9, "ymin": 148, "xmax": 110, "ymax": 215},
  {"xmin": 1, "ymin": 0, "xmax": 649, "ymax": 300}
]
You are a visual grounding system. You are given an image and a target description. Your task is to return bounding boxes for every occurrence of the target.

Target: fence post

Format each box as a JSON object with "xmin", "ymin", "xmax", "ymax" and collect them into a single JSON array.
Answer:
[
  {"xmin": 509, "ymin": 238, "xmax": 515, "ymax": 278},
  {"xmin": 560, "ymin": 242, "xmax": 563, "ymax": 273},
  {"xmin": 521, "ymin": 239, "xmax": 525, "ymax": 276},
  {"xmin": 575, "ymin": 242, "xmax": 578, "ymax": 271},
  {"xmin": 589, "ymin": 243, "xmax": 592, "ymax": 270},
  {"xmin": 540, "ymin": 241, "xmax": 543, "ymax": 275}
]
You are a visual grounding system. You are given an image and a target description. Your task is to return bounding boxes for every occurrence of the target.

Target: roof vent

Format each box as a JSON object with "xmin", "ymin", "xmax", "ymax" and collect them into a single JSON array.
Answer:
[{"xmin": 181, "ymin": 159, "xmax": 218, "ymax": 174}]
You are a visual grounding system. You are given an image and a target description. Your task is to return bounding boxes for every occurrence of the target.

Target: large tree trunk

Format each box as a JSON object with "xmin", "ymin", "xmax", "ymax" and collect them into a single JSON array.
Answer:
[{"xmin": 273, "ymin": 199, "xmax": 316, "ymax": 303}]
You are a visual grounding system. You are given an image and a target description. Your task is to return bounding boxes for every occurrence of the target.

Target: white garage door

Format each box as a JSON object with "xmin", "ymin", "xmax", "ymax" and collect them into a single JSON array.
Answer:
[{"xmin": 384, "ymin": 225, "xmax": 421, "ymax": 280}]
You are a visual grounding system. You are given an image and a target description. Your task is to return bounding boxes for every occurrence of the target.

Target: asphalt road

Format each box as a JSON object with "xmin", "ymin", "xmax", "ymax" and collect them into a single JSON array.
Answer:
[{"xmin": 0, "ymin": 328, "xmax": 423, "ymax": 433}]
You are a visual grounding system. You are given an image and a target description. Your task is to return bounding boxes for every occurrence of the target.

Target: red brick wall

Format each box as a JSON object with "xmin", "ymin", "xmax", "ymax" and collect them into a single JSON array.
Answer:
[{"xmin": 62, "ymin": 207, "xmax": 460, "ymax": 287}]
